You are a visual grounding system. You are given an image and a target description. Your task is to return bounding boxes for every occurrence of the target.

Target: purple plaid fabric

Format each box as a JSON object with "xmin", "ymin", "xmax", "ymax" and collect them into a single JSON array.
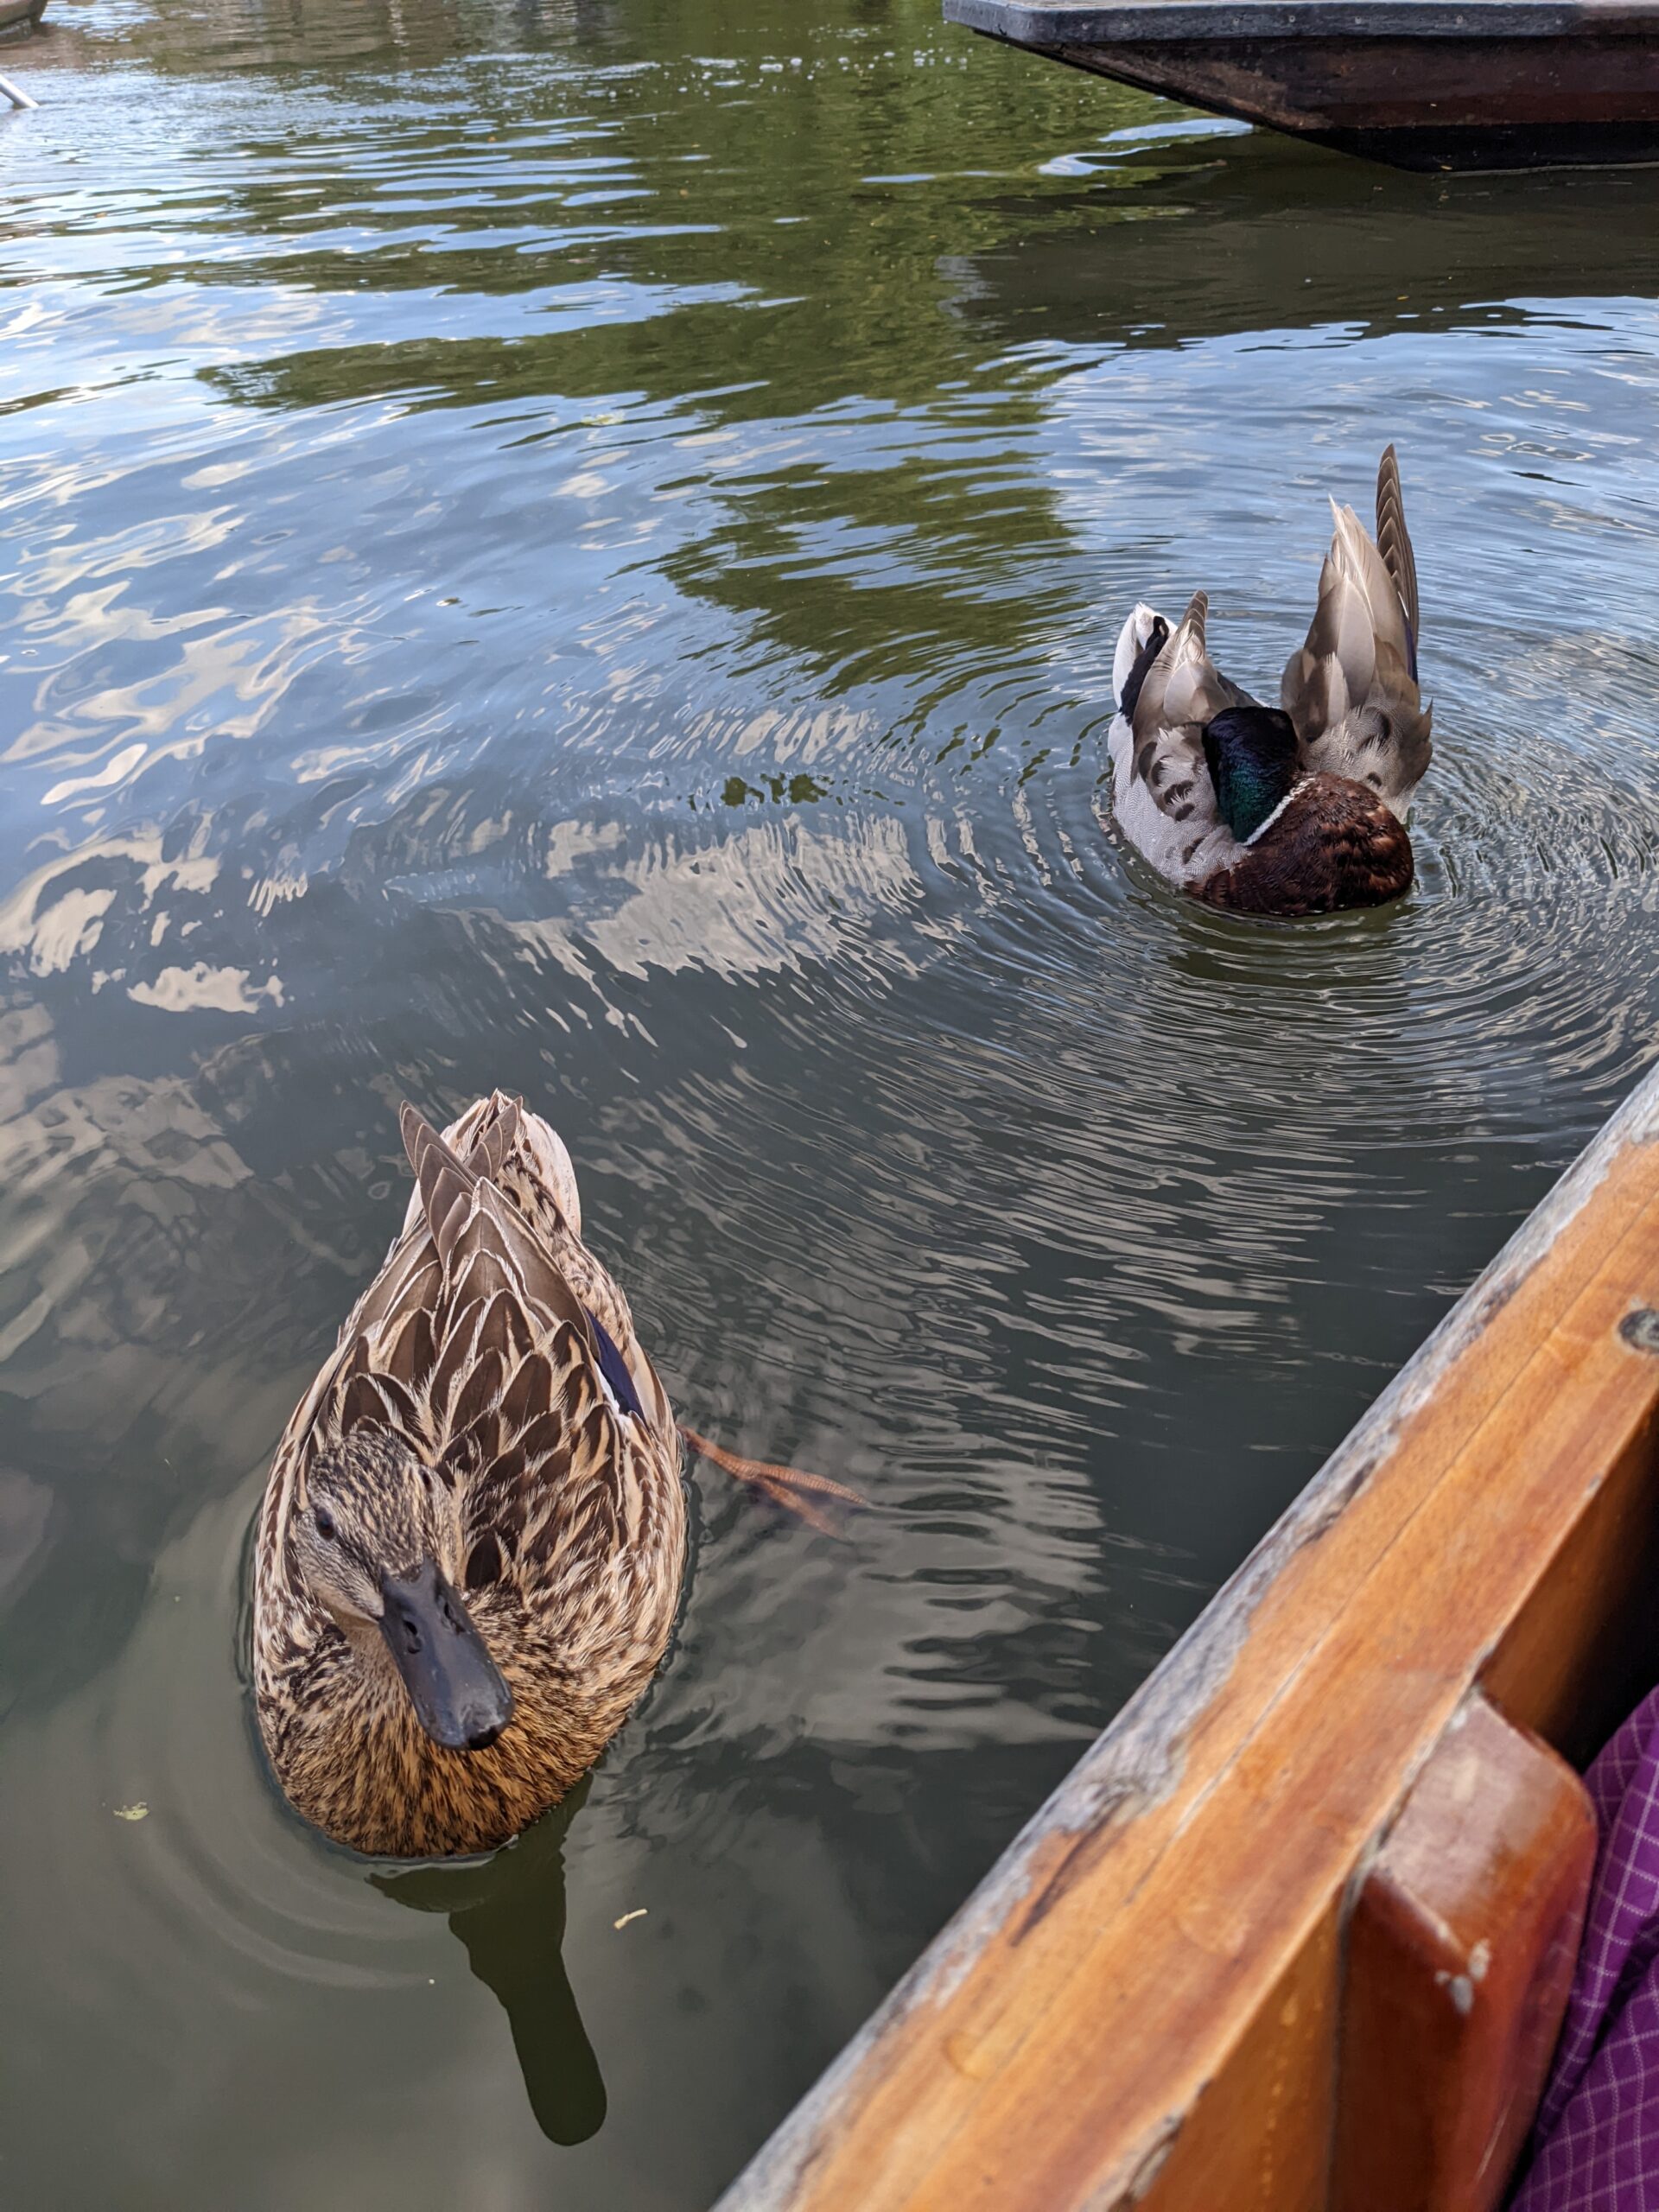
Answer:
[{"xmin": 1510, "ymin": 1685, "xmax": 1659, "ymax": 2209}]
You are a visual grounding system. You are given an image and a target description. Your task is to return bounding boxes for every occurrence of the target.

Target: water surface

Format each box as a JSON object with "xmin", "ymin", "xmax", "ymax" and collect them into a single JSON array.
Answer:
[{"xmin": 3, "ymin": 4, "xmax": 1659, "ymax": 2207}]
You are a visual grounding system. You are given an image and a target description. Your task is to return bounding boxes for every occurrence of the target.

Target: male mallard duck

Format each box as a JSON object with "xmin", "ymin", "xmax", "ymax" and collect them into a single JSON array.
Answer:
[
  {"xmin": 252, "ymin": 1091, "xmax": 855, "ymax": 1858},
  {"xmin": 1108, "ymin": 447, "xmax": 1432, "ymax": 918}
]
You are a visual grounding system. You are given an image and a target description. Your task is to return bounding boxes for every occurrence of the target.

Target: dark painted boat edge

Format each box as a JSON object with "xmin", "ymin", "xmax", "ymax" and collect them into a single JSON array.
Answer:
[
  {"xmin": 944, "ymin": 0, "xmax": 1659, "ymax": 169},
  {"xmin": 948, "ymin": 0, "xmax": 1659, "ymax": 41}
]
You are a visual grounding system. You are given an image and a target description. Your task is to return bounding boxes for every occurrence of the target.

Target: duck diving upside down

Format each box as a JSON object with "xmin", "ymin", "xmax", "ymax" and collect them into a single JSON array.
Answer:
[{"xmin": 1109, "ymin": 447, "xmax": 1432, "ymax": 918}]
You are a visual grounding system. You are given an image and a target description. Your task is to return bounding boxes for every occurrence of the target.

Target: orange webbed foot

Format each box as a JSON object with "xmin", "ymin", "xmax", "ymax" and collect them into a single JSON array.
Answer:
[{"xmin": 678, "ymin": 1426, "xmax": 868, "ymax": 1539}]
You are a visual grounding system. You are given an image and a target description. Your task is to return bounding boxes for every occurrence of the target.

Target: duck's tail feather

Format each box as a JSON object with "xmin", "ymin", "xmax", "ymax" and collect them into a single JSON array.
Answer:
[
  {"xmin": 461, "ymin": 1092, "xmax": 522, "ymax": 1185},
  {"xmin": 399, "ymin": 1091, "xmax": 583, "ymax": 1249},
  {"xmin": 400, "ymin": 1102, "xmax": 480, "ymax": 1270},
  {"xmin": 401, "ymin": 1101, "xmax": 598, "ymax": 1355}
]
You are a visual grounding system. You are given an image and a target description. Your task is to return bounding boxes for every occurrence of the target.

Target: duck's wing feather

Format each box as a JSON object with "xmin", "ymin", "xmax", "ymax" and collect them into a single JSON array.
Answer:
[
  {"xmin": 404, "ymin": 1109, "xmax": 590, "ymax": 1338},
  {"xmin": 273, "ymin": 1100, "xmax": 677, "ymax": 1568},
  {"xmin": 1128, "ymin": 591, "xmax": 1245, "ymax": 830},
  {"xmin": 1374, "ymin": 443, "xmax": 1420, "ymax": 659},
  {"xmin": 1135, "ymin": 591, "xmax": 1245, "ymax": 739},
  {"xmin": 421, "ymin": 1180, "xmax": 667, "ymax": 1560},
  {"xmin": 409, "ymin": 1103, "xmax": 677, "ymax": 1563},
  {"xmin": 1109, "ymin": 592, "xmax": 1253, "ymax": 882},
  {"xmin": 418, "ymin": 1090, "xmax": 582, "ymax": 1243},
  {"xmin": 1281, "ymin": 454, "xmax": 1431, "ymax": 817},
  {"xmin": 401, "ymin": 1099, "xmax": 673, "ymax": 1435}
]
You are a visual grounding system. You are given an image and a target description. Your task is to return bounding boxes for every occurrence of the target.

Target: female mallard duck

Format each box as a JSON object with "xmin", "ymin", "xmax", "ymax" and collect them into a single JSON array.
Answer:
[
  {"xmin": 253, "ymin": 1091, "xmax": 854, "ymax": 1858},
  {"xmin": 1108, "ymin": 447, "xmax": 1432, "ymax": 918}
]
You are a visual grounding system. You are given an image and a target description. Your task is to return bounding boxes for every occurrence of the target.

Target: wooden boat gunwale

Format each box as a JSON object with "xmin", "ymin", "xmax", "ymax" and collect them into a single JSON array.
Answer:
[{"xmin": 715, "ymin": 1057, "xmax": 1659, "ymax": 2209}]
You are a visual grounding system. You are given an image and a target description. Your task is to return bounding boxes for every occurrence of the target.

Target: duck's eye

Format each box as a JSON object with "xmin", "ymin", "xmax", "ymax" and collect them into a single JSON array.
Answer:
[{"xmin": 314, "ymin": 1507, "xmax": 337, "ymax": 1541}]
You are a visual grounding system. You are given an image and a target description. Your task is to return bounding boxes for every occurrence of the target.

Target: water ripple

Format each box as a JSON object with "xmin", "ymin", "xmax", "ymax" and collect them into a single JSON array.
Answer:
[{"xmin": 3, "ymin": 4, "xmax": 1659, "ymax": 2208}]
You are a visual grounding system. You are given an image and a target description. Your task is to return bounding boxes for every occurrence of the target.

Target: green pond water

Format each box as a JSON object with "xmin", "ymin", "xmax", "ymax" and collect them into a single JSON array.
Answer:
[{"xmin": 3, "ymin": 3, "xmax": 1659, "ymax": 2206}]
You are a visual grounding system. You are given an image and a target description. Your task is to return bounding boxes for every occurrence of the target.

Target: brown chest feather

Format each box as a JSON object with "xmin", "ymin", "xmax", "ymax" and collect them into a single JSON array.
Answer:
[{"xmin": 1194, "ymin": 775, "xmax": 1414, "ymax": 918}]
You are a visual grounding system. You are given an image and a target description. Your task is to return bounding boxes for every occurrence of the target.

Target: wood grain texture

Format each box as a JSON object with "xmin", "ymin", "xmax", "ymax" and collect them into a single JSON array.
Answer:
[
  {"xmin": 715, "ymin": 1065, "xmax": 1659, "ymax": 2212},
  {"xmin": 1332, "ymin": 1695, "xmax": 1596, "ymax": 2212}
]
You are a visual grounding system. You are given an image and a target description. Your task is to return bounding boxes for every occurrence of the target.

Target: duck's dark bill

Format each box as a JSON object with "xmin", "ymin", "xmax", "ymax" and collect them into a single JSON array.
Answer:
[{"xmin": 378, "ymin": 1558, "xmax": 513, "ymax": 1752}]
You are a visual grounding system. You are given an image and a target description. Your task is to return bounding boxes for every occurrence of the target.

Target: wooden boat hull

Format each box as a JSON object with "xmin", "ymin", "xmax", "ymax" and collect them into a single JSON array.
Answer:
[
  {"xmin": 715, "ymin": 1062, "xmax": 1659, "ymax": 2210},
  {"xmin": 0, "ymin": 0, "xmax": 48, "ymax": 36},
  {"xmin": 946, "ymin": 1, "xmax": 1659, "ymax": 170}
]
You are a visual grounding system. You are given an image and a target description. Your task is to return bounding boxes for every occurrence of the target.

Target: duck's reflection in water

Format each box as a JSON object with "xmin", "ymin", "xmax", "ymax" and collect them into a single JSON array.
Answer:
[{"xmin": 372, "ymin": 1782, "xmax": 606, "ymax": 2145}]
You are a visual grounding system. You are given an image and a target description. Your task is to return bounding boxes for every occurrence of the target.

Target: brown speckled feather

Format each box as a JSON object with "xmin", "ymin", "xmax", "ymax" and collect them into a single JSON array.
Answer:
[{"xmin": 252, "ymin": 1091, "xmax": 686, "ymax": 1857}]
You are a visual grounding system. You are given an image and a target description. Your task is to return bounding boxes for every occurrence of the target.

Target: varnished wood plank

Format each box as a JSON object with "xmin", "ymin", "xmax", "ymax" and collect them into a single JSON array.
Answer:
[
  {"xmin": 1332, "ymin": 1695, "xmax": 1595, "ymax": 2212},
  {"xmin": 715, "ymin": 1071, "xmax": 1659, "ymax": 2212},
  {"xmin": 1124, "ymin": 1915, "xmax": 1341, "ymax": 2211},
  {"xmin": 1484, "ymin": 1376, "xmax": 1659, "ymax": 1762}
]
